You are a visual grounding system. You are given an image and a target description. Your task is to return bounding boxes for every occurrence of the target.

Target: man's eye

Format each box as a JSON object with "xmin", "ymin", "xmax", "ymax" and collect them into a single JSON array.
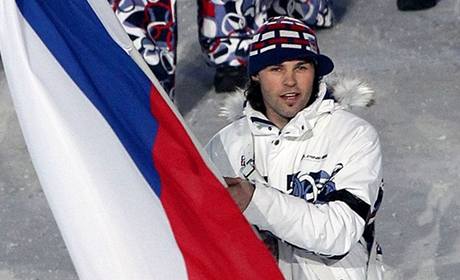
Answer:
[
  {"xmin": 297, "ymin": 65, "xmax": 309, "ymax": 70},
  {"xmin": 269, "ymin": 67, "xmax": 282, "ymax": 72}
]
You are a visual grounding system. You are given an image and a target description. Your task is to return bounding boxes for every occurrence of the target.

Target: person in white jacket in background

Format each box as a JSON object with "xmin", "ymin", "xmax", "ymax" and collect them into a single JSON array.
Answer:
[{"xmin": 206, "ymin": 16, "xmax": 385, "ymax": 280}]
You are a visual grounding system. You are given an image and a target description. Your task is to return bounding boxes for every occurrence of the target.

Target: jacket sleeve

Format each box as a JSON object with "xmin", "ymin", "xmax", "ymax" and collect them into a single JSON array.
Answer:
[
  {"xmin": 205, "ymin": 133, "xmax": 239, "ymax": 178},
  {"xmin": 243, "ymin": 122, "xmax": 383, "ymax": 258}
]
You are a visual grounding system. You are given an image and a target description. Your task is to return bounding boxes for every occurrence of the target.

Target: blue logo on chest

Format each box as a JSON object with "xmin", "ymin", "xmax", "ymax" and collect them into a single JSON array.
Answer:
[{"xmin": 287, "ymin": 164, "xmax": 343, "ymax": 203}]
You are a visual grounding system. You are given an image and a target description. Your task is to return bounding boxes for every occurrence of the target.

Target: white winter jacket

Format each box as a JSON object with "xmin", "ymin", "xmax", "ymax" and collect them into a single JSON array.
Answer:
[{"xmin": 206, "ymin": 80, "xmax": 384, "ymax": 280}]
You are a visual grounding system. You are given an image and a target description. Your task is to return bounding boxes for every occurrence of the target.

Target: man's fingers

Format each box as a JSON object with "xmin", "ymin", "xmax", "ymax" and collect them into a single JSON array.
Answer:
[
  {"xmin": 225, "ymin": 179, "xmax": 255, "ymax": 212},
  {"xmin": 224, "ymin": 177, "xmax": 242, "ymax": 186}
]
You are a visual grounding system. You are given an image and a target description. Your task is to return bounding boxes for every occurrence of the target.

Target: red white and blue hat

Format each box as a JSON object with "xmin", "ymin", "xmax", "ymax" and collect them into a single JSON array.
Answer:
[{"xmin": 248, "ymin": 16, "xmax": 334, "ymax": 76}]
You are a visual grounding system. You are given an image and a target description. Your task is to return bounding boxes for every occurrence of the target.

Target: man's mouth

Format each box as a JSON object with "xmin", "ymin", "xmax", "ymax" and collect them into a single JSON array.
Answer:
[{"xmin": 281, "ymin": 92, "xmax": 299, "ymax": 102}]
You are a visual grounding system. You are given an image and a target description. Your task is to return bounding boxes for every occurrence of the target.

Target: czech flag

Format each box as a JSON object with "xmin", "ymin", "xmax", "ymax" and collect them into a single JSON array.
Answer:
[{"xmin": 0, "ymin": 0, "xmax": 282, "ymax": 279}]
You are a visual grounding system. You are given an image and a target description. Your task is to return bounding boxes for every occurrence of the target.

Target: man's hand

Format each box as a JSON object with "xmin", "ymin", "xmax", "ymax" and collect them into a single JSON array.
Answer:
[{"xmin": 224, "ymin": 177, "xmax": 255, "ymax": 212}]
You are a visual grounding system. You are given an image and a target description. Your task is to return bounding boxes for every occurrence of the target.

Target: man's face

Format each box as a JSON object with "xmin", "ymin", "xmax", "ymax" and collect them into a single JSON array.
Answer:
[{"xmin": 252, "ymin": 59, "xmax": 315, "ymax": 128}]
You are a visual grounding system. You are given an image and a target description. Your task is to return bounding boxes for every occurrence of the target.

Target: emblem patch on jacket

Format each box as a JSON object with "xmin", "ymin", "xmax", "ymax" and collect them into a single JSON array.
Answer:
[{"xmin": 287, "ymin": 164, "xmax": 343, "ymax": 203}]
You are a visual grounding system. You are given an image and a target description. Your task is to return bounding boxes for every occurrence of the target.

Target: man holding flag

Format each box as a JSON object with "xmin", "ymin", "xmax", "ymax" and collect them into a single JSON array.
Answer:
[
  {"xmin": 0, "ymin": 0, "xmax": 283, "ymax": 279},
  {"xmin": 207, "ymin": 16, "xmax": 385, "ymax": 279}
]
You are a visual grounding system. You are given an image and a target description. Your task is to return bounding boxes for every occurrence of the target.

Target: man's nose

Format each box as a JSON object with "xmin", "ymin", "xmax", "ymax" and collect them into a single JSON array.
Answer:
[{"xmin": 283, "ymin": 70, "xmax": 296, "ymax": 87}]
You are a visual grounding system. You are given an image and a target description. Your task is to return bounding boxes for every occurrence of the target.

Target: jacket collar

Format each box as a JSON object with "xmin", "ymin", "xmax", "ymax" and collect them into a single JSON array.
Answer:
[{"xmin": 244, "ymin": 82, "xmax": 336, "ymax": 138}]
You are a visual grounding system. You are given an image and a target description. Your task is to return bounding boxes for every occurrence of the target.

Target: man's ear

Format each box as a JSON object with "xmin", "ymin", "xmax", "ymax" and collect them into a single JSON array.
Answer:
[{"xmin": 251, "ymin": 75, "xmax": 260, "ymax": 82}]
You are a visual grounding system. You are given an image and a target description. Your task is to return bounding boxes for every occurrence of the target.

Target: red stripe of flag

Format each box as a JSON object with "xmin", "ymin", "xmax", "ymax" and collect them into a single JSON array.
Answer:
[{"xmin": 149, "ymin": 85, "xmax": 283, "ymax": 279}]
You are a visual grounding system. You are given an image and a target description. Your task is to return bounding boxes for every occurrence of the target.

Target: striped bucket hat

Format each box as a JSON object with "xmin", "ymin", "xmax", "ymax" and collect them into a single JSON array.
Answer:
[{"xmin": 248, "ymin": 16, "xmax": 334, "ymax": 76}]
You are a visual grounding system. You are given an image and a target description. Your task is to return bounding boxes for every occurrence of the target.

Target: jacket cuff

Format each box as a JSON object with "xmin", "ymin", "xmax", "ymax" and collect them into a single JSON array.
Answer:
[{"xmin": 243, "ymin": 182, "xmax": 277, "ymax": 228}]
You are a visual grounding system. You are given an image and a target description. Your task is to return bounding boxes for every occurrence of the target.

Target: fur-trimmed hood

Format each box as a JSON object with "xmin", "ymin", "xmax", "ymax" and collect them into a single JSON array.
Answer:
[{"xmin": 218, "ymin": 77, "xmax": 375, "ymax": 122}]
